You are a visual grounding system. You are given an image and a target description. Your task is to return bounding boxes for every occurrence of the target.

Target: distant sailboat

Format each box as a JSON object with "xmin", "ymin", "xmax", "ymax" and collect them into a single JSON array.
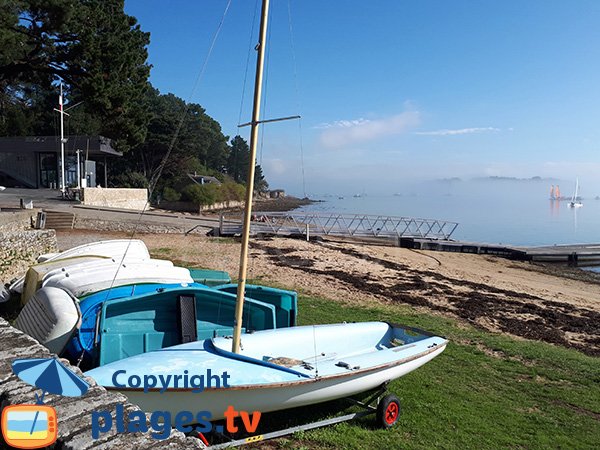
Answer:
[{"xmin": 568, "ymin": 179, "xmax": 583, "ymax": 208}]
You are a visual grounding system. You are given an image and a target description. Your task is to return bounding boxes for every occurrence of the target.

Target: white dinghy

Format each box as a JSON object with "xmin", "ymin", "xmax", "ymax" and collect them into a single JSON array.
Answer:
[
  {"xmin": 14, "ymin": 287, "xmax": 81, "ymax": 354},
  {"xmin": 7, "ymin": 239, "xmax": 151, "ymax": 296},
  {"xmin": 19, "ymin": 256, "xmax": 112, "ymax": 304},
  {"xmin": 41, "ymin": 262, "xmax": 192, "ymax": 298},
  {"xmin": 36, "ymin": 239, "xmax": 150, "ymax": 262},
  {"xmin": 21, "ymin": 258, "xmax": 175, "ymax": 305},
  {"xmin": 86, "ymin": 322, "xmax": 447, "ymax": 422}
]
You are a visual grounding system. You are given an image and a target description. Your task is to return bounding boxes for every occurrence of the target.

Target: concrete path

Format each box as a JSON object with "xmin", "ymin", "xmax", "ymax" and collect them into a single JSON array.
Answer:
[{"xmin": 0, "ymin": 187, "xmax": 220, "ymax": 233}]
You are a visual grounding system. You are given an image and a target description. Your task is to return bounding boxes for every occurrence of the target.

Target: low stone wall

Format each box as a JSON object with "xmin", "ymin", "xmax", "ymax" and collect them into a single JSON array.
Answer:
[
  {"xmin": 82, "ymin": 188, "xmax": 148, "ymax": 211},
  {"xmin": 0, "ymin": 318, "xmax": 203, "ymax": 449},
  {"xmin": 203, "ymin": 200, "xmax": 244, "ymax": 212},
  {"xmin": 0, "ymin": 210, "xmax": 57, "ymax": 281},
  {"xmin": 0, "ymin": 209, "xmax": 37, "ymax": 232},
  {"xmin": 74, "ymin": 216, "xmax": 211, "ymax": 235},
  {"xmin": 159, "ymin": 200, "xmax": 244, "ymax": 213}
]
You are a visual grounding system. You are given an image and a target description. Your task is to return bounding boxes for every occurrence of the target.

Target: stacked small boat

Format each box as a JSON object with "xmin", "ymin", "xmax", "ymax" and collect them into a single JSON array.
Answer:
[{"xmin": 5, "ymin": 239, "xmax": 298, "ymax": 369}]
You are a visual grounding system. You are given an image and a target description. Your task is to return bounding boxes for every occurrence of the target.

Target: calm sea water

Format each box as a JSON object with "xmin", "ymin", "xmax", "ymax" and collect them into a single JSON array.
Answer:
[{"xmin": 295, "ymin": 180, "xmax": 600, "ymax": 247}]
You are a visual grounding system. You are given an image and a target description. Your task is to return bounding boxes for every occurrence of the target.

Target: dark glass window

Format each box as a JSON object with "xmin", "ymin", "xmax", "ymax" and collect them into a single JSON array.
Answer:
[{"xmin": 39, "ymin": 153, "xmax": 58, "ymax": 188}]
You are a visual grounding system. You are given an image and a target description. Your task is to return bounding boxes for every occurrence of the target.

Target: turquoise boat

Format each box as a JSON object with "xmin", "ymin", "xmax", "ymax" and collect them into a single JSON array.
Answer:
[
  {"xmin": 68, "ymin": 283, "xmax": 297, "ymax": 367},
  {"xmin": 188, "ymin": 268, "xmax": 231, "ymax": 287},
  {"xmin": 88, "ymin": 285, "xmax": 281, "ymax": 367},
  {"xmin": 214, "ymin": 284, "xmax": 297, "ymax": 327},
  {"xmin": 16, "ymin": 282, "xmax": 298, "ymax": 369}
]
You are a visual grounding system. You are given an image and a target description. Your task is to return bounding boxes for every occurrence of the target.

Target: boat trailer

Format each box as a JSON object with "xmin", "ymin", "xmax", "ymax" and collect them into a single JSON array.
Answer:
[{"xmin": 197, "ymin": 383, "xmax": 401, "ymax": 448}]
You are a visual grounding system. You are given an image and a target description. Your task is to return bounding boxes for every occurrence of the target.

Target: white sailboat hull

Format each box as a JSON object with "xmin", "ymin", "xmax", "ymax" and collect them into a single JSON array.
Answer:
[
  {"xmin": 86, "ymin": 322, "xmax": 447, "ymax": 423},
  {"xmin": 115, "ymin": 344, "xmax": 445, "ymax": 420}
]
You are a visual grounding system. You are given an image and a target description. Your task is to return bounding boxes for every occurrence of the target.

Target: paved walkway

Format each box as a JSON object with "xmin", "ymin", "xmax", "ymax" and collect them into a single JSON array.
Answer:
[{"xmin": 0, "ymin": 187, "xmax": 220, "ymax": 232}]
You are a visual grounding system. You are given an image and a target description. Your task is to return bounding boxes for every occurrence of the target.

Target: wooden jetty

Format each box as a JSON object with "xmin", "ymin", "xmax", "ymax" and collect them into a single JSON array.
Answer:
[
  {"xmin": 516, "ymin": 243, "xmax": 600, "ymax": 266},
  {"xmin": 403, "ymin": 239, "xmax": 600, "ymax": 266}
]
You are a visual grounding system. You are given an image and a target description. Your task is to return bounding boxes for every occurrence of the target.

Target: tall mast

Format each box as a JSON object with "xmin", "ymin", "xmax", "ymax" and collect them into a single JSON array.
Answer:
[
  {"xmin": 59, "ymin": 82, "xmax": 66, "ymax": 193},
  {"xmin": 232, "ymin": 0, "xmax": 270, "ymax": 353}
]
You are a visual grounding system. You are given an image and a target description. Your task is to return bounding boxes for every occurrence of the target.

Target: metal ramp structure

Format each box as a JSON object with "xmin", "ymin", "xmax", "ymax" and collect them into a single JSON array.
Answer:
[{"xmin": 219, "ymin": 212, "xmax": 458, "ymax": 241}]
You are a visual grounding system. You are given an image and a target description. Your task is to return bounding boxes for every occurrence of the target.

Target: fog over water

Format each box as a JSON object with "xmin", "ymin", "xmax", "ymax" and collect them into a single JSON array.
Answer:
[{"xmin": 295, "ymin": 178, "xmax": 600, "ymax": 247}]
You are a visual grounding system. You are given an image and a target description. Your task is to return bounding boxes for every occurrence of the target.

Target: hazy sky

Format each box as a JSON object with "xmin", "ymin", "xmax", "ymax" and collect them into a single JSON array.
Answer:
[{"xmin": 124, "ymin": 0, "xmax": 600, "ymax": 196}]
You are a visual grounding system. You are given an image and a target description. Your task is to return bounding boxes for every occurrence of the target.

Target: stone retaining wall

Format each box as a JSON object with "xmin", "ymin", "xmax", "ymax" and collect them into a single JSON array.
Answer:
[
  {"xmin": 159, "ymin": 200, "xmax": 244, "ymax": 213},
  {"xmin": 0, "ymin": 210, "xmax": 57, "ymax": 281},
  {"xmin": 0, "ymin": 210, "xmax": 37, "ymax": 232},
  {"xmin": 82, "ymin": 188, "xmax": 148, "ymax": 211},
  {"xmin": 0, "ymin": 318, "xmax": 203, "ymax": 449}
]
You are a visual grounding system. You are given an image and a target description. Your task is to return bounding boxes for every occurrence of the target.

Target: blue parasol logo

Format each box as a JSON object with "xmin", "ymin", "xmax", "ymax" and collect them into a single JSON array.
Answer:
[
  {"xmin": 2, "ymin": 358, "xmax": 89, "ymax": 447},
  {"xmin": 12, "ymin": 358, "xmax": 89, "ymax": 404}
]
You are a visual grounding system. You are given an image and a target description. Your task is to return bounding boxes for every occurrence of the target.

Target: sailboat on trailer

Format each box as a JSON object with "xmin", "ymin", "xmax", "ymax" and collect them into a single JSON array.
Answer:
[{"xmin": 86, "ymin": 0, "xmax": 447, "ymax": 429}]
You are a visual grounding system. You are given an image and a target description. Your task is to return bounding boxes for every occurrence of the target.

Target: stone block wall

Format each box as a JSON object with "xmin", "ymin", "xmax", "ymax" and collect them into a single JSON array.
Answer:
[
  {"xmin": 0, "ymin": 210, "xmax": 37, "ymax": 232},
  {"xmin": 0, "ymin": 318, "xmax": 203, "ymax": 449},
  {"xmin": 82, "ymin": 188, "xmax": 148, "ymax": 211},
  {"xmin": 158, "ymin": 200, "xmax": 244, "ymax": 213}
]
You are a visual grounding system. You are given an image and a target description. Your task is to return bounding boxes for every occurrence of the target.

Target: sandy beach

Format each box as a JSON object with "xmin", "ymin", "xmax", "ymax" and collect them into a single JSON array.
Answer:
[{"xmin": 55, "ymin": 230, "xmax": 600, "ymax": 357}]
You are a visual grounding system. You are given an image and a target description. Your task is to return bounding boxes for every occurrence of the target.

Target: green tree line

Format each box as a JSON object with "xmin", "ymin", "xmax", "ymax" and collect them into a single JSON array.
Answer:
[{"xmin": 0, "ymin": 0, "xmax": 268, "ymax": 202}]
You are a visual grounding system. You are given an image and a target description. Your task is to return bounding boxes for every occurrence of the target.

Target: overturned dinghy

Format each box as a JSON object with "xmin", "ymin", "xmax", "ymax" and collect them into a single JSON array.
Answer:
[
  {"xmin": 8, "ymin": 239, "xmax": 151, "ymax": 296},
  {"xmin": 20, "ymin": 256, "xmax": 117, "ymax": 305},
  {"xmin": 86, "ymin": 322, "xmax": 447, "ymax": 422},
  {"xmin": 36, "ymin": 239, "xmax": 150, "ymax": 263},
  {"xmin": 9, "ymin": 255, "xmax": 109, "ymax": 299},
  {"xmin": 14, "ymin": 287, "xmax": 81, "ymax": 354},
  {"xmin": 41, "ymin": 262, "xmax": 193, "ymax": 298}
]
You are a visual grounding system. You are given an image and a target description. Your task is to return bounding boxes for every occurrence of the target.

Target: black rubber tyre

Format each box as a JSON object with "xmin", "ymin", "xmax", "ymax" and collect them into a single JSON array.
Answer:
[{"xmin": 376, "ymin": 394, "xmax": 401, "ymax": 429}]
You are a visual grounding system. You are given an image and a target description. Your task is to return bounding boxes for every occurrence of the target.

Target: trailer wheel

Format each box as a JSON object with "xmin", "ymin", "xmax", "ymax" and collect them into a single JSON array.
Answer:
[{"xmin": 377, "ymin": 394, "xmax": 401, "ymax": 428}]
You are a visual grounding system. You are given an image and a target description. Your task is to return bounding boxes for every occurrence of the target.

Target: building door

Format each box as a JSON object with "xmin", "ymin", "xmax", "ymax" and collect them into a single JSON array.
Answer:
[
  {"xmin": 39, "ymin": 153, "xmax": 58, "ymax": 188},
  {"xmin": 65, "ymin": 155, "xmax": 78, "ymax": 187},
  {"xmin": 85, "ymin": 160, "xmax": 96, "ymax": 188}
]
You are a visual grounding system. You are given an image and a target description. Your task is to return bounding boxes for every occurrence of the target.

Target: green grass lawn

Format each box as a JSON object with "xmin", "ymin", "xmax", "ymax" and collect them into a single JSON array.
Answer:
[{"xmin": 256, "ymin": 295, "xmax": 599, "ymax": 450}]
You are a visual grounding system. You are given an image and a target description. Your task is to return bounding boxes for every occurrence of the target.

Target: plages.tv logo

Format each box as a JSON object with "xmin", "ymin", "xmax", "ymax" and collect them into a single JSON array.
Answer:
[
  {"xmin": 1, "ymin": 358, "xmax": 89, "ymax": 449},
  {"xmin": 91, "ymin": 369, "xmax": 262, "ymax": 440}
]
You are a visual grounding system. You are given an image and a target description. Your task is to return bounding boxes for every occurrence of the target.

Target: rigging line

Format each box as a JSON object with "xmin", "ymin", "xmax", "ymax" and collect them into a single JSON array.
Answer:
[
  {"xmin": 287, "ymin": 0, "xmax": 307, "ymax": 198},
  {"xmin": 312, "ymin": 325, "xmax": 319, "ymax": 378},
  {"xmin": 237, "ymin": 0, "xmax": 260, "ymax": 130},
  {"xmin": 149, "ymin": 0, "xmax": 232, "ymax": 193},
  {"xmin": 258, "ymin": 6, "xmax": 273, "ymax": 167},
  {"xmin": 105, "ymin": 0, "xmax": 233, "ymax": 295}
]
